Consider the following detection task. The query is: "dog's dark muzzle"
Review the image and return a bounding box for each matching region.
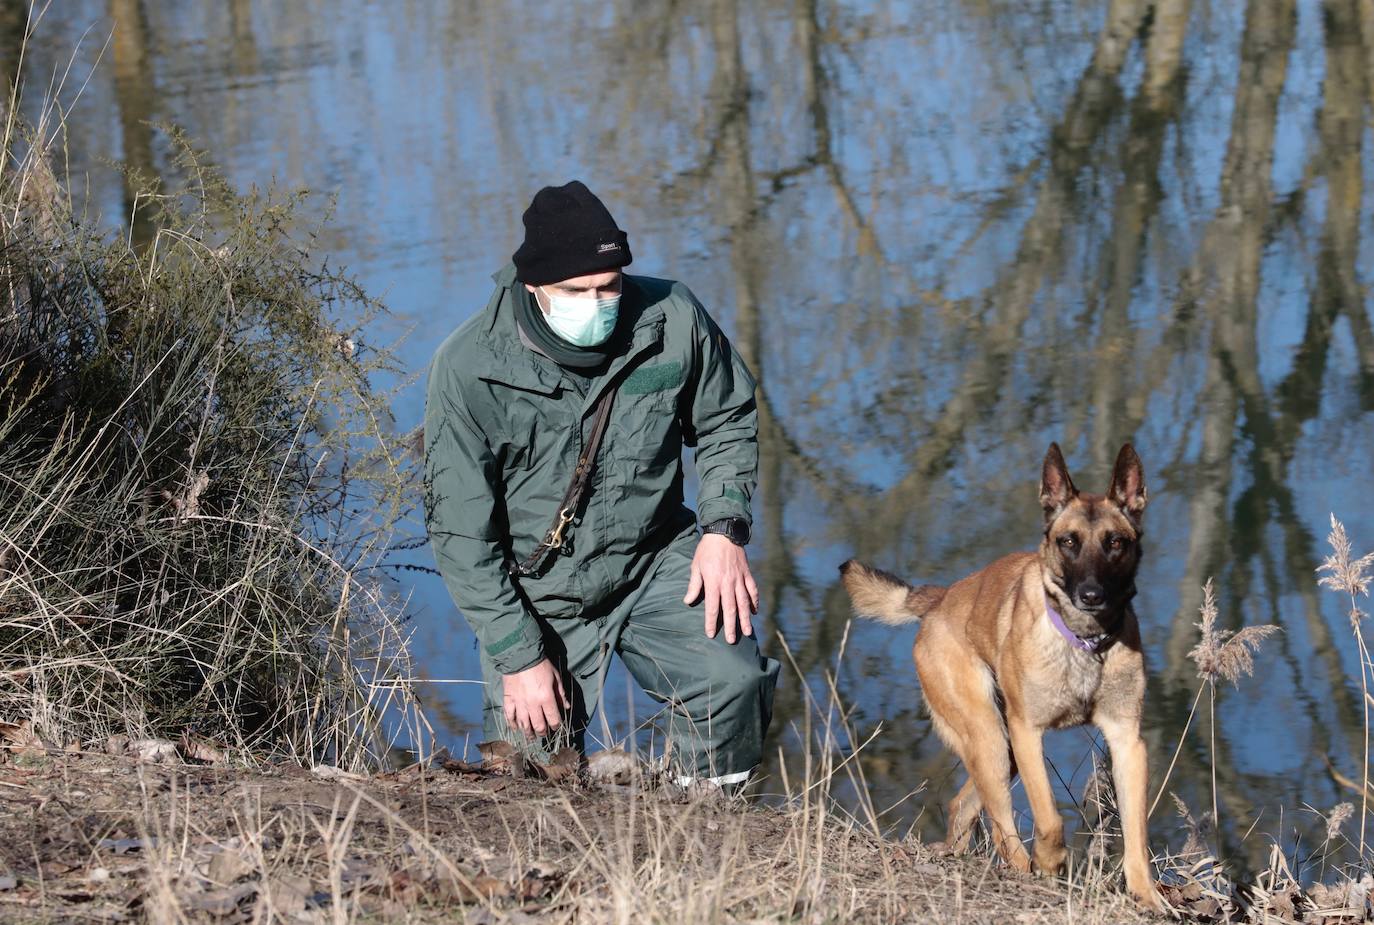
[1073,581,1105,612]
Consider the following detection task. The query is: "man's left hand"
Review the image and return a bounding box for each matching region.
[683,533,759,643]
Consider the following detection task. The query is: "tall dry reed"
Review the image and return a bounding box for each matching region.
[1319,514,1374,856]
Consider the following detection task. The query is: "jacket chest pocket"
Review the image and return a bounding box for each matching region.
[613,359,686,469]
[492,396,576,476]
[611,388,681,470]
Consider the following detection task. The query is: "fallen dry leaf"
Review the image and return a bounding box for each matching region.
[0,720,48,757]
[180,733,226,765]
[518,868,562,902]
[130,738,178,764]
[476,741,528,778]
[340,858,377,888]
[1306,879,1369,918]
[440,756,486,776]
[97,836,160,855]
[535,747,580,783]
[440,871,511,904]
[205,847,255,884]
[182,881,258,916]
[1191,896,1221,918]
[476,740,515,767]
[263,874,311,916]
[376,867,425,902]
[1158,878,1231,921]
[48,884,94,902]
[1272,886,1301,919]
[310,763,363,781]
[586,748,636,784]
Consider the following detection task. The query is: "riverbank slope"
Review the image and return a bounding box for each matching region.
[0,747,1223,924]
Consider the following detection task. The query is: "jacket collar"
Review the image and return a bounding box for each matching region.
[474,265,666,414]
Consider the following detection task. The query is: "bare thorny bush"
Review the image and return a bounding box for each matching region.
[0,105,424,768]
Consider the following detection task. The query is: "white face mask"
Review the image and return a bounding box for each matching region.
[540,287,620,347]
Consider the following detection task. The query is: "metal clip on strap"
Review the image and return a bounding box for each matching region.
[547,506,575,550]
[506,387,616,579]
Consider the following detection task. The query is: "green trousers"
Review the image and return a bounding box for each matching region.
[479,534,780,781]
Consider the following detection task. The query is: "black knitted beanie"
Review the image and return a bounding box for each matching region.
[511,181,633,285]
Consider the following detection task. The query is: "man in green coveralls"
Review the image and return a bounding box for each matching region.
[424,180,779,786]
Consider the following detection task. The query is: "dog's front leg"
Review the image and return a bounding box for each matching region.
[1097,712,1164,910]
[1007,716,1066,875]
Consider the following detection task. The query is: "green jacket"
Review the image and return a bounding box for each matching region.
[424,265,758,674]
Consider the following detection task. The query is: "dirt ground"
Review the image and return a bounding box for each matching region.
[0,746,1331,924]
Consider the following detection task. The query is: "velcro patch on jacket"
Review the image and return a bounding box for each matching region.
[486,627,527,656]
[622,361,684,395]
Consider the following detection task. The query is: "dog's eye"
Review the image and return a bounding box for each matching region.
[1107,535,1125,552]
[1057,535,1078,550]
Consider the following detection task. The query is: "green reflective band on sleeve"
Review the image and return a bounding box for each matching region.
[623,360,684,394]
[486,626,527,656]
[723,486,748,506]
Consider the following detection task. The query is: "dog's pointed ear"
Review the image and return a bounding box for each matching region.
[1107,443,1147,524]
[1039,442,1077,523]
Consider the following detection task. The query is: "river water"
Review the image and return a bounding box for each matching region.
[14,0,1374,874]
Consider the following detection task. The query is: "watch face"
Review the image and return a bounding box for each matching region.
[711,517,748,545]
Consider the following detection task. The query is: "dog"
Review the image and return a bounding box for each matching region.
[840,443,1163,910]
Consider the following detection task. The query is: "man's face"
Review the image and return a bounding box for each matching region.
[526,270,622,313]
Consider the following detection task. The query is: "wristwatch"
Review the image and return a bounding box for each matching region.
[703,516,751,547]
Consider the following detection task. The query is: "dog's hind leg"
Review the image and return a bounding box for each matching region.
[959,728,1029,871]
[926,710,986,855]
[920,654,1030,873]
[943,778,981,853]
[942,743,1021,854]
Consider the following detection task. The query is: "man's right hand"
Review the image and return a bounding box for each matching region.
[503,658,570,737]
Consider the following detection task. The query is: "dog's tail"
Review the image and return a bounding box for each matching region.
[839,559,947,625]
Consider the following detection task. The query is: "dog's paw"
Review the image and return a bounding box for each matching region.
[1132,882,1173,916]
[1032,843,1068,877]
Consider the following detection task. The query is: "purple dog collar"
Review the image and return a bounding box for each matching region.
[1044,590,1113,653]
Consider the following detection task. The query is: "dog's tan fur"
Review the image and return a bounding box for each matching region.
[841,443,1162,911]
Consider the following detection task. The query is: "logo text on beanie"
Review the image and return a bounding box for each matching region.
[597,242,621,254]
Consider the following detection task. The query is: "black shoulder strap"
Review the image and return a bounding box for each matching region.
[505,387,616,578]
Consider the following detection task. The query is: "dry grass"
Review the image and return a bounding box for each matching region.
[0,740,1172,924]
[0,39,425,768]
[4,657,1368,925]
[0,598,1173,924]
